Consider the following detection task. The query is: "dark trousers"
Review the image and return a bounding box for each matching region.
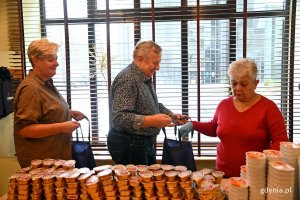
[107,128,157,165]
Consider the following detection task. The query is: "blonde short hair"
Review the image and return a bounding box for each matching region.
[133,40,162,61]
[227,58,258,81]
[27,38,59,67]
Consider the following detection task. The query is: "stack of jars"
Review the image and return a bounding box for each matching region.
[192,168,225,200]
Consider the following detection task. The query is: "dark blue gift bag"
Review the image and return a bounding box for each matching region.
[161,127,197,171]
[72,117,96,169]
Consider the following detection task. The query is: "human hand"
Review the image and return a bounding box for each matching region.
[179,122,193,138]
[151,113,174,128]
[70,110,86,121]
[62,121,80,133]
[170,113,190,125]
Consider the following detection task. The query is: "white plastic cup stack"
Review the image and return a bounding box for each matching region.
[246,151,267,200]
[263,149,283,163]
[240,165,247,180]
[267,161,294,200]
[280,142,300,167]
[228,177,249,200]
[280,142,300,200]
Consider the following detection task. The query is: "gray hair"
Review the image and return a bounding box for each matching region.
[227,58,258,81]
[27,38,59,67]
[133,40,162,61]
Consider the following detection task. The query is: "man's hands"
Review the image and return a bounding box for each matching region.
[169,113,190,125]
[142,113,191,129]
[143,114,174,128]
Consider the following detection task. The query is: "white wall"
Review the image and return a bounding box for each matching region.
[0,1,21,197]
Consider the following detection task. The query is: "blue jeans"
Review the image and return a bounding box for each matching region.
[107,128,157,165]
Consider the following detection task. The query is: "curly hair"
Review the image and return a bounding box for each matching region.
[228,58,258,81]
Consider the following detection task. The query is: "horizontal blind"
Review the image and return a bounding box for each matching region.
[8,0,299,159]
[294,1,300,142]
[5,0,24,94]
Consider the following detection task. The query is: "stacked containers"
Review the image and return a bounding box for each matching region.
[140,170,156,199]
[64,171,81,199]
[53,160,67,200]
[196,180,215,200]
[86,174,104,199]
[240,165,247,180]
[178,170,194,199]
[159,164,175,199]
[154,169,169,199]
[129,175,143,200]
[55,171,69,199]
[161,164,174,172]
[212,170,226,200]
[97,168,116,199]
[42,159,55,169]
[267,161,294,200]
[245,151,267,200]
[126,164,142,199]
[164,170,181,199]
[212,170,225,185]
[78,172,94,200]
[149,164,161,172]
[16,173,31,200]
[30,174,43,200]
[7,173,20,200]
[94,165,112,175]
[126,164,137,176]
[192,170,225,200]
[53,159,65,169]
[280,142,300,200]
[263,150,283,162]
[145,164,162,199]
[200,168,213,176]
[171,166,189,199]
[42,173,56,199]
[196,168,213,199]
[191,170,204,198]
[115,169,131,199]
[228,177,249,200]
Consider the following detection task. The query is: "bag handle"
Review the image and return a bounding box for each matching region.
[162,127,167,138]
[75,116,91,142]
[162,124,181,142]
[162,123,194,142]
[75,125,83,141]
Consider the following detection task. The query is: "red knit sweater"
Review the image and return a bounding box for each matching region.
[192,96,288,177]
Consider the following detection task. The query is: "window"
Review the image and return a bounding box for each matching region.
[6,0,299,158]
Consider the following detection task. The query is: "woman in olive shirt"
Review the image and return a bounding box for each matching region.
[14,38,85,168]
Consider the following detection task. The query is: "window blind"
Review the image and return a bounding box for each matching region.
[4,1,24,90]
[6,0,300,159]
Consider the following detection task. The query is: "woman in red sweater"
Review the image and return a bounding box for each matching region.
[180,58,289,177]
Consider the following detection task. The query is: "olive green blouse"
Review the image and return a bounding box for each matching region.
[14,70,71,168]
